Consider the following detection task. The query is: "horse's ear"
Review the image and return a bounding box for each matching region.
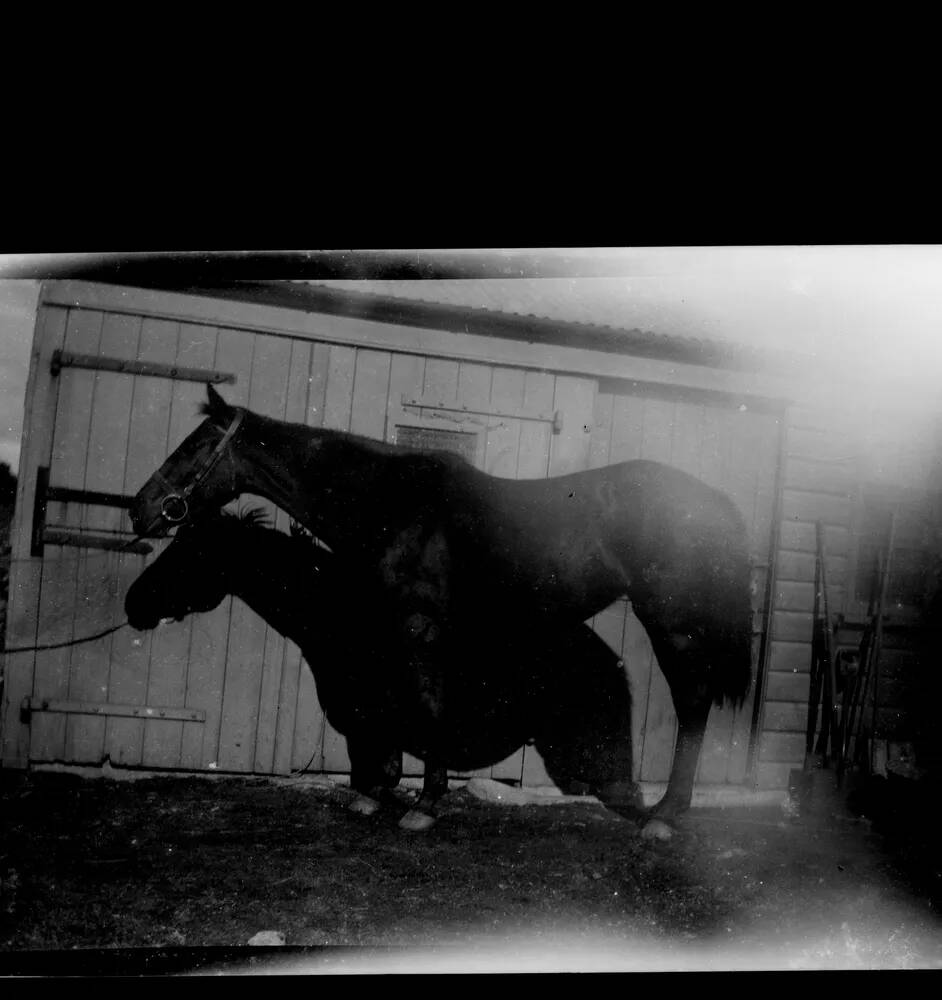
[203,383,234,428]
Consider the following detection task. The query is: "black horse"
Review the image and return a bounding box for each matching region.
[124,508,639,829]
[130,384,754,840]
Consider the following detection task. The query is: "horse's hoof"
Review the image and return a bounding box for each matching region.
[640,818,674,841]
[399,808,437,832]
[348,794,382,816]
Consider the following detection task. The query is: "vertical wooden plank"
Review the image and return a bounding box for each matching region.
[592,603,628,660]
[670,402,704,479]
[693,404,739,785]
[350,349,392,440]
[252,336,295,775]
[383,353,427,776]
[588,391,614,470]
[637,396,678,784]
[322,345,356,432]
[31,309,103,762]
[100,315,154,766]
[726,411,780,785]
[609,395,645,462]
[482,367,523,478]
[639,397,675,463]
[516,371,554,480]
[711,407,764,786]
[484,366,526,782]
[598,392,650,778]
[107,318,188,765]
[272,339,314,776]
[697,405,727,494]
[30,546,80,761]
[437,360,494,776]
[319,343,358,774]
[422,358,460,407]
[305,342,331,429]
[31,310,102,760]
[213,333,291,774]
[167,324,225,771]
[201,328,254,772]
[132,320,192,769]
[457,361,492,415]
[607,402,653,780]
[621,616,656,784]
[386,352,426,444]
[1,302,67,767]
[548,376,595,476]
[65,312,139,763]
[517,372,557,785]
[291,342,332,772]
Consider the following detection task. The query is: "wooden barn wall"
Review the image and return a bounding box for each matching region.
[24,282,926,795]
[1,295,605,787]
[587,386,781,789]
[757,400,942,789]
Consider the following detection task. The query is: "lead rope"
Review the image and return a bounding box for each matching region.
[5,412,245,655]
[3,620,129,654]
[3,523,152,654]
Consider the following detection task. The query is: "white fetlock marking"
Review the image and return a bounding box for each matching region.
[348,794,382,816]
[399,809,437,832]
[641,818,674,841]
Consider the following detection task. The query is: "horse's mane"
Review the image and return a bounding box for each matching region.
[236,505,272,529]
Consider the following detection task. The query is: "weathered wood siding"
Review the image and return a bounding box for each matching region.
[757,398,942,789]
[1,289,599,786]
[3,280,807,795]
[587,385,781,787]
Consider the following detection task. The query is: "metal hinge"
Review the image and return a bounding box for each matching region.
[31,467,152,557]
[21,697,205,724]
[51,350,236,385]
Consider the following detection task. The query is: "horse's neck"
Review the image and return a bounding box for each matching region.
[233,417,413,550]
[225,529,329,645]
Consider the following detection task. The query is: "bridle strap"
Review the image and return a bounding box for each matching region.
[178,409,245,503]
[140,409,245,537]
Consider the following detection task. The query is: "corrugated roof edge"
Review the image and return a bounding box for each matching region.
[82,277,807,377]
[289,280,806,376]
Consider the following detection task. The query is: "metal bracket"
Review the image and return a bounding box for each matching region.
[21,697,205,724]
[51,350,236,385]
[401,394,563,434]
[31,466,151,557]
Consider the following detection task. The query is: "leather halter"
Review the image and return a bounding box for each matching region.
[140,409,245,536]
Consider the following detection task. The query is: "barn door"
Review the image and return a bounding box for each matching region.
[589,384,781,790]
[16,308,241,768]
[12,305,317,775]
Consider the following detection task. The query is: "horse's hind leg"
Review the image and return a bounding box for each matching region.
[533,642,644,823]
[536,731,644,822]
[642,642,714,841]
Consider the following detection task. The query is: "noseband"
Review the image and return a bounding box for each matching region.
[140,410,245,537]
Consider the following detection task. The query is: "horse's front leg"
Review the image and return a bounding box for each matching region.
[395,609,449,832]
[399,759,449,832]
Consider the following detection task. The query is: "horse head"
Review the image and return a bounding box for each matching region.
[129,383,244,538]
[124,510,237,630]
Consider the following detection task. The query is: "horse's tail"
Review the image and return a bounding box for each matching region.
[712,625,754,709]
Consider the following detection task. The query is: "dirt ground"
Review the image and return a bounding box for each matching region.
[1,766,941,974]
